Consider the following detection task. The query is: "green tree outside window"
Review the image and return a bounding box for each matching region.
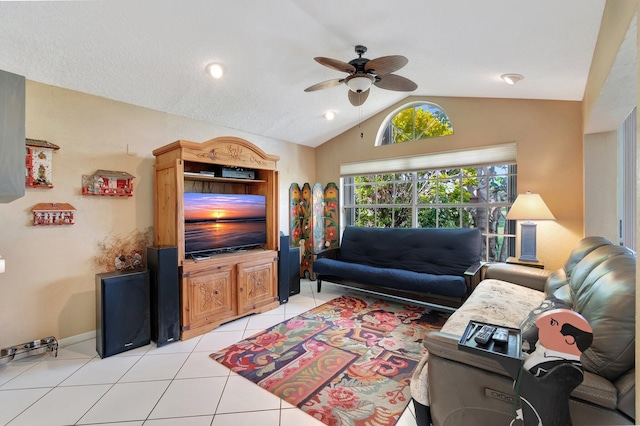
[378,102,453,145]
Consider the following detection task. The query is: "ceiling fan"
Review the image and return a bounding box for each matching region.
[304,45,418,106]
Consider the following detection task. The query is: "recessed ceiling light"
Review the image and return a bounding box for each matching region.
[323,110,336,121]
[206,63,225,79]
[501,74,524,85]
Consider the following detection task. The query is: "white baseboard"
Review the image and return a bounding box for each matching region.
[57,330,96,348]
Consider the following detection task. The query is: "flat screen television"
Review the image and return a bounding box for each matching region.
[183,192,267,256]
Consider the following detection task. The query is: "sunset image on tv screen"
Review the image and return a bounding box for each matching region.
[183,193,267,255]
[184,193,266,222]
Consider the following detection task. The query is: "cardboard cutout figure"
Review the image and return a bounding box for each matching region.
[523,308,593,377]
[516,309,593,426]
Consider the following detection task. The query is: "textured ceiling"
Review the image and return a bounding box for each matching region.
[0,0,622,147]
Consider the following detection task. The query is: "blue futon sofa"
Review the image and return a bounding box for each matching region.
[313,226,483,309]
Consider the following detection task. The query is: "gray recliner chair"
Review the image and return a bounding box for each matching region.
[411,237,636,425]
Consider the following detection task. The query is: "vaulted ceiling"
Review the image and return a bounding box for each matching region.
[0,0,632,147]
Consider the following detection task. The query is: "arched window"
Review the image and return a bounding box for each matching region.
[376,101,453,146]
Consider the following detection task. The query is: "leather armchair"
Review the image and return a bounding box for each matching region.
[411,237,636,425]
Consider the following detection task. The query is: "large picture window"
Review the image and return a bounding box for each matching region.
[342,164,517,262]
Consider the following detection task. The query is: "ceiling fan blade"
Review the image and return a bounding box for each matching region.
[348,89,369,106]
[304,78,344,92]
[314,57,356,73]
[374,74,418,91]
[365,55,408,76]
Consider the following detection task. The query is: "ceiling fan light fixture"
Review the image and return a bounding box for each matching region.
[346,75,374,93]
[206,63,225,79]
[307,46,416,107]
[501,73,524,85]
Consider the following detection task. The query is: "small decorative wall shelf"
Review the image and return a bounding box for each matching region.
[32,203,76,226]
[25,138,60,188]
[82,170,134,196]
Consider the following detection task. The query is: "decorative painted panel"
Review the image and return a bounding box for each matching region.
[299,183,313,279]
[312,182,325,254]
[289,183,303,249]
[288,181,340,279]
[324,182,340,249]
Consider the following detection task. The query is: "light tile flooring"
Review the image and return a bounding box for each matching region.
[0,280,419,426]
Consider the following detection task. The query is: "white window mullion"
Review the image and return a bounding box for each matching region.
[412,171,418,228]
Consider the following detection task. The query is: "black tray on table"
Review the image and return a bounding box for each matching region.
[457,320,523,379]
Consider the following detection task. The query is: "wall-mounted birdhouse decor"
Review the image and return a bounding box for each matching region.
[25,138,60,188]
[32,203,76,226]
[82,170,135,196]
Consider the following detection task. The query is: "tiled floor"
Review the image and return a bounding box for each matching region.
[0,280,419,426]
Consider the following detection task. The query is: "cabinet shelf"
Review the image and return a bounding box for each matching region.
[183,172,266,184]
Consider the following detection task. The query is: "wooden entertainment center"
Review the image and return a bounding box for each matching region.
[153,136,280,340]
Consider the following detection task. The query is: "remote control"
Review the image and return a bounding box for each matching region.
[474,325,496,345]
[492,328,509,345]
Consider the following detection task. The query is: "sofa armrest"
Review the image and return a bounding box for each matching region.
[464,261,484,294]
[315,247,340,260]
[423,331,514,378]
[484,263,551,292]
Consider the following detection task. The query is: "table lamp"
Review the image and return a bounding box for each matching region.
[506,192,555,262]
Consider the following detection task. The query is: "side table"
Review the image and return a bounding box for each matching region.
[506,257,544,269]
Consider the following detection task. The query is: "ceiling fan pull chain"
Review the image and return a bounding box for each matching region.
[359,102,364,139]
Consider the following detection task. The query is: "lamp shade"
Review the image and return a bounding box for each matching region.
[0,258,4,274]
[346,75,374,93]
[506,192,555,221]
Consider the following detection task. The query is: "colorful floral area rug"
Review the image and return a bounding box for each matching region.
[211,294,449,426]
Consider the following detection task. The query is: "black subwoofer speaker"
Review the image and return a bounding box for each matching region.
[147,246,180,347]
[95,269,150,358]
[278,235,301,303]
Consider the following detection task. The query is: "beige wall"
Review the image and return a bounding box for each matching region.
[0,81,315,347]
[584,131,619,243]
[316,96,584,271]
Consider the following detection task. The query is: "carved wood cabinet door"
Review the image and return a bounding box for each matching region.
[237,256,277,314]
[183,264,236,331]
